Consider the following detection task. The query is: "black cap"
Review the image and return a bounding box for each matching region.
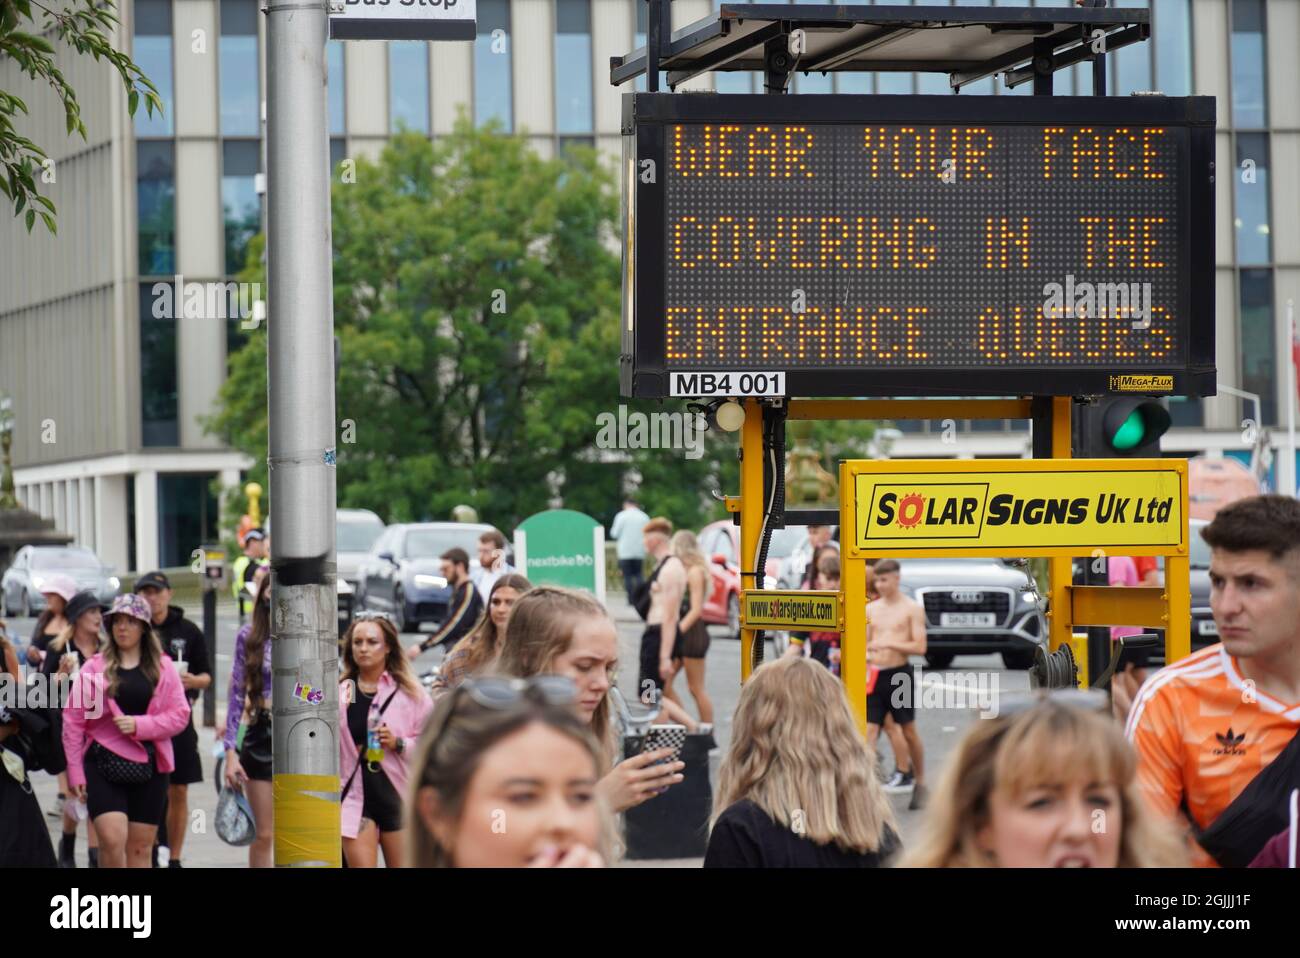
[65,590,108,624]
[134,570,171,592]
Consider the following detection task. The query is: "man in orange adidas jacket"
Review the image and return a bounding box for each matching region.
[1125,495,1300,867]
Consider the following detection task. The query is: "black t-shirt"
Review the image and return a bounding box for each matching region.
[40,637,94,677]
[347,688,375,749]
[153,606,210,703]
[704,799,901,868]
[114,666,154,716]
[31,630,59,653]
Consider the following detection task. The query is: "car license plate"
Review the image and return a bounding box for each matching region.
[1197,619,1219,636]
[940,612,996,628]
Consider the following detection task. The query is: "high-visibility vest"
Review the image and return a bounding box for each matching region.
[232,555,251,601]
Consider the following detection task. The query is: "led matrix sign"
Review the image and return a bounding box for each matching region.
[620,95,1216,399]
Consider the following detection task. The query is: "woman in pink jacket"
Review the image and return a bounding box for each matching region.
[63,593,191,868]
[340,613,433,867]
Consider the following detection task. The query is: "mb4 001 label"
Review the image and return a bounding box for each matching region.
[669,371,785,398]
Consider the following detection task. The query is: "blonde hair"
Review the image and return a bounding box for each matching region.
[714,657,897,855]
[901,698,1187,868]
[48,617,102,657]
[670,530,707,574]
[405,690,614,867]
[494,586,617,770]
[340,615,423,698]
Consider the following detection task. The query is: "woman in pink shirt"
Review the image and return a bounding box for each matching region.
[339,614,433,867]
[63,593,190,868]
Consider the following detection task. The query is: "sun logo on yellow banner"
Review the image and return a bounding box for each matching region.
[896,493,926,528]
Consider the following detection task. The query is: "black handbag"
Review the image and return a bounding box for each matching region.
[1193,727,1300,868]
[90,740,156,786]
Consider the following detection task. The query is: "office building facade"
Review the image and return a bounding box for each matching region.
[1,0,1298,574]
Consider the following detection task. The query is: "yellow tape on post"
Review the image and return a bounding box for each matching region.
[273,773,341,867]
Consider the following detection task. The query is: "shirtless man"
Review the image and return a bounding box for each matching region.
[641,517,686,706]
[865,559,929,810]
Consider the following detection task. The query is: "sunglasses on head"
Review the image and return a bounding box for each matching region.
[353,611,394,624]
[422,675,580,765]
[993,688,1110,720]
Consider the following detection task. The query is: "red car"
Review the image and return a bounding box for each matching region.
[696,520,808,639]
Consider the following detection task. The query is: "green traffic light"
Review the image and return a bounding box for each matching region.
[1111,410,1147,450]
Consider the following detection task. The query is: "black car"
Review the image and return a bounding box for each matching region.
[354,522,503,633]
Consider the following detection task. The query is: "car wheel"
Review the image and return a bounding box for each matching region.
[925,652,954,670]
[1002,649,1037,671]
[1,587,12,617]
[392,587,409,633]
[20,590,31,619]
[727,594,741,639]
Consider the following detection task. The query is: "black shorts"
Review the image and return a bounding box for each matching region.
[866,664,916,727]
[240,714,273,782]
[673,621,710,660]
[169,718,202,786]
[639,626,665,702]
[361,766,405,834]
[84,752,170,825]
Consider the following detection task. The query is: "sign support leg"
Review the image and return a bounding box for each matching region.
[739,399,765,681]
[840,467,868,737]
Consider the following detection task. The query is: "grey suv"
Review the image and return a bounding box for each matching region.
[898,558,1046,670]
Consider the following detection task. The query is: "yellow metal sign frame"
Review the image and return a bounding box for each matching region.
[730,397,1194,737]
[742,589,842,631]
[843,458,1189,559]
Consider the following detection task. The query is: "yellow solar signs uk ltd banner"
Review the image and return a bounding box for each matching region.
[742,590,842,631]
[843,459,1188,558]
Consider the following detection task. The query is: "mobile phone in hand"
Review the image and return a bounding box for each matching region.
[639,724,687,767]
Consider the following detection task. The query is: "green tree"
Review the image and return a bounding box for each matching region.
[1,0,161,232]
[208,122,734,535]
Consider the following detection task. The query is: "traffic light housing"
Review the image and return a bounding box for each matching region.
[1072,398,1172,458]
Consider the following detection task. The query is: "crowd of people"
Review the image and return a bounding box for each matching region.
[2,494,1298,869]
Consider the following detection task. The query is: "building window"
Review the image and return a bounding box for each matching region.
[475,0,512,130]
[140,283,179,447]
[137,141,176,276]
[1234,133,1271,265]
[1230,0,1267,129]
[1168,397,1203,428]
[390,42,430,134]
[329,136,347,178]
[222,140,260,274]
[328,40,346,136]
[1239,269,1275,426]
[710,0,754,93]
[158,474,219,568]
[836,73,872,95]
[134,0,174,137]
[1111,0,1152,94]
[555,0,593,134]
[220,0,259,136]
[1153,0,1192,96]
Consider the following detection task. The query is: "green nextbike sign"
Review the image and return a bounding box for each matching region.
[514,509,606,602]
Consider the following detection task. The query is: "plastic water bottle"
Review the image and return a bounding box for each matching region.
[365,705,384,765]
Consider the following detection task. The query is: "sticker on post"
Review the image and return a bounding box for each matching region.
[669,371,785,398]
